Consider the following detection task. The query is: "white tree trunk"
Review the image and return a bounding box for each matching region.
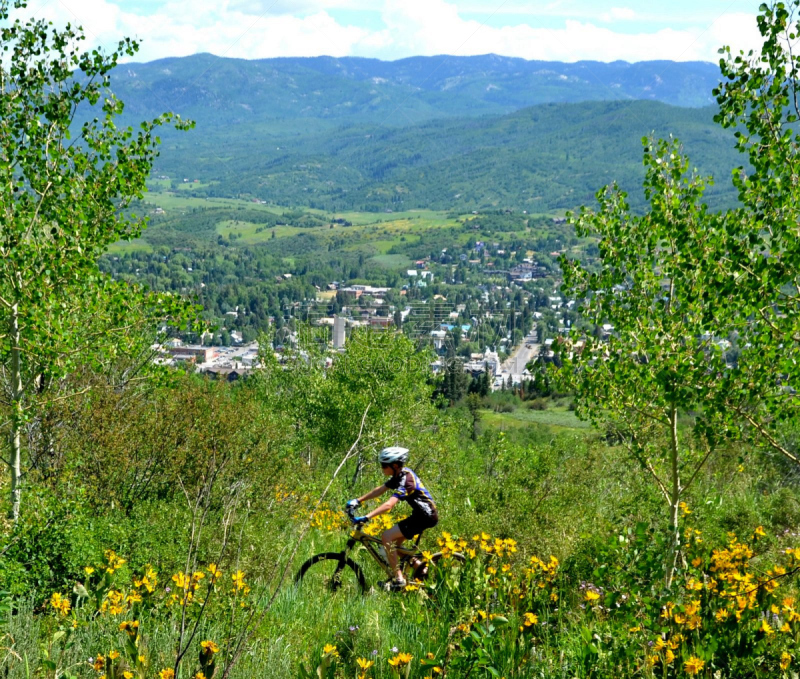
[9,303,23,521]
[666,405,681,589]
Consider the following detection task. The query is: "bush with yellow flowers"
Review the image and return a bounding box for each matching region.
[406,531,562,676]
[40,549,254,679]
[571,520,800,678]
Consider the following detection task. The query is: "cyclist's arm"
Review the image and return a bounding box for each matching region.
[357,484,388,504]
[363,495,399,520]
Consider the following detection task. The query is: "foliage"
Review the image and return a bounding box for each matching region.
[0,0,194,518]
[701,0,800,470]
[255,328,439,469]
[559,138,740,586]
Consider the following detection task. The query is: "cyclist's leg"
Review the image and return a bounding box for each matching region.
[381,524,406,580]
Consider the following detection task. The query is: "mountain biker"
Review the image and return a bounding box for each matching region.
[347,446,438,591]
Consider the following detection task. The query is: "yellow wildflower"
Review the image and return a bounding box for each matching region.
[323,644,338,658]
[684,600,701,617]
[584,590,600,604]
[123,673,133,679]
[665,649,675,665]
[231,570,247,591]
[118,620,139,636]
[84,567,95,576]
[760,619,774,635]
[159,670,175,679]
[49,592,71,617]
[684,657,705,676]
[781,652,792,671]
[523,612,538,627]
[108,651,119,660]
[753,526,766,539]
[201,640,220,654]
[387,652,413,667]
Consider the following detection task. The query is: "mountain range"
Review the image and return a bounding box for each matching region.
[116,53,722,130]
[106,54,743,213]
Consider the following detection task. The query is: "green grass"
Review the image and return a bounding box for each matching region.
[143,190,284,214]
[106,238,153,254]
[217,220,305,243]
[481,406,591,432]
[369,254,412,269]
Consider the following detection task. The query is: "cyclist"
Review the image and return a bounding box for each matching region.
[347,446,438,591]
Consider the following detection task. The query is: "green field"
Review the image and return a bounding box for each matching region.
[369,253,412,269]
[106,238,153,254]
[217,220,305,243]
[481,406,591,433]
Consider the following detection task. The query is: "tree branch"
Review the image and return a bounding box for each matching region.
[737,408,800,467]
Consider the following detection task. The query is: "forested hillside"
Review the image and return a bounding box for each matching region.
[155,100,742,212]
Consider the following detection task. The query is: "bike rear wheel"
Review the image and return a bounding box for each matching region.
[295,552,367,595]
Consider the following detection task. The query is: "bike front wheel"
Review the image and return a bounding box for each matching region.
[295,552,367,595]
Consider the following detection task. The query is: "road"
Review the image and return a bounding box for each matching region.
[497,332,539,386]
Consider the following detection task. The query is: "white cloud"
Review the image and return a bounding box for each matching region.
[600,7,636,23]
[10,0,763,64]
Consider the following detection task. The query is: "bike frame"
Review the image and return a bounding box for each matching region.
[343,525,423,579]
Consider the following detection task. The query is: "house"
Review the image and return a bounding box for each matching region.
[205,366,251,382]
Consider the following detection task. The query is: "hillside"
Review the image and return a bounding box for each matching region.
[153,100,743,212]
[114,53,721,133]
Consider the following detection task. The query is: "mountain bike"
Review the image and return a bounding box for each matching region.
[295,506,464,594]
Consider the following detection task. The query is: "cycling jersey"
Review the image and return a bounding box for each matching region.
[385,467,438,520]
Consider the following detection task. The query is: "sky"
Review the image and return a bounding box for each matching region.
[15,0,765,64]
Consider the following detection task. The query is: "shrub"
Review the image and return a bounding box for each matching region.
[528,398,548,411]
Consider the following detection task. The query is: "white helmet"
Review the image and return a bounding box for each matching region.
[378,446,409,466]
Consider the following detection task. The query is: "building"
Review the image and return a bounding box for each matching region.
[333,316,346,349]
[204,366,251,382]
[431,330,447,351]
[167,345,216,362]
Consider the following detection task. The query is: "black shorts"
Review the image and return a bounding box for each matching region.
[397,511,439,540]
